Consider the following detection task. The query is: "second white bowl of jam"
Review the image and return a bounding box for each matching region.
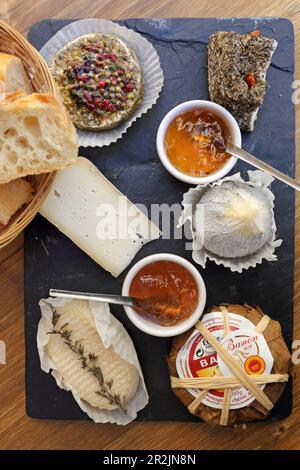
[156,100,242,185]
[122,253,207,337]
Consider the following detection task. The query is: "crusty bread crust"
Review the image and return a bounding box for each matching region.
[0,53,33,94]
[0,92,78,184]
[0,178,33,225]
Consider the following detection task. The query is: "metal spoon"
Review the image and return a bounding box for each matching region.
[227,142,300,192]
[50,288,136,307]
[49,289,182,318]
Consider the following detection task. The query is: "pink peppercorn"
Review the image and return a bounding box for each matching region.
[78,75,89,82]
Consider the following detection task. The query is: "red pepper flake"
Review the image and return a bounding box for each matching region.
[126,83,133,92]
[107,103,116,112]
[83,44,100,52]
[107,53,117,62]
[245,73,256,88]
[96,53,117,62]
[250,30,261,37]
[83,91,92,102]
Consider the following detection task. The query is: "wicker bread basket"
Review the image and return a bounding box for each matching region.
[0,20,58,248]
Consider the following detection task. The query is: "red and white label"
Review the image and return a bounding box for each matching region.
[176,311,273,410]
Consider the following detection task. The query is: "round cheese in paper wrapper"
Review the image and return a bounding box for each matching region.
[168,304,291,426]
[178,171,283,273]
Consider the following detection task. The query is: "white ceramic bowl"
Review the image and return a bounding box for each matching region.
[122,253,207,337]
[156,100,242,185]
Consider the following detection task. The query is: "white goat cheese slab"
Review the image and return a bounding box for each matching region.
[39,157,161,277]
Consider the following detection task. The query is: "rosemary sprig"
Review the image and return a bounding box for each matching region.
[46,303,127,414]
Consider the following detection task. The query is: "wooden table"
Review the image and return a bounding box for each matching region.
[0,0,299,451]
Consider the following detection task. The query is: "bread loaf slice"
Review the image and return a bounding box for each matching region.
[0,53,33,94]
[0,92,78,184]
[47,300,140,411]
[0,178,33,225]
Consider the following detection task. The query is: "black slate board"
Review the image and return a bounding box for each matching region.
[24,18,295,422]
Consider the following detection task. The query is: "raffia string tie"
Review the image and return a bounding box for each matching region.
[171,306,289,425]
[255,315,270,333]
[188,390,208,414]
[219,306,231,426]
[171,309,287,423]
[171,374,289,389]
[195,320,274,410]
[186,306,232,423]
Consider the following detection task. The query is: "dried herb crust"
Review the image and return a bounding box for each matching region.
[208,32,277,131]
[50,33,143,131]
[168,304,291,426]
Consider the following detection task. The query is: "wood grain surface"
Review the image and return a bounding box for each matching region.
[0,0,299,451]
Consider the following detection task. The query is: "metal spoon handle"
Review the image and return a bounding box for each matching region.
[227,142,300,192]
[49,289,135,307]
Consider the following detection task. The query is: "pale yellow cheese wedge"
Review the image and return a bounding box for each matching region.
[39,157,161,277]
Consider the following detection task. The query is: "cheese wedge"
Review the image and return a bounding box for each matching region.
[39,157,161,277]
[47,300,140,410]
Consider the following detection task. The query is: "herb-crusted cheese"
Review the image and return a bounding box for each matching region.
[208,31,277,131]
[50,33,143,130]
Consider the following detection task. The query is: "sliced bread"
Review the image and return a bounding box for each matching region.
[0,92,78,184]
[0,53,33,95]
[0,177,34,225]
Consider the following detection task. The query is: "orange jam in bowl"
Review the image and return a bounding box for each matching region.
[164,109,231,177]
[129,260,199,327]
[122,253,207,337]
